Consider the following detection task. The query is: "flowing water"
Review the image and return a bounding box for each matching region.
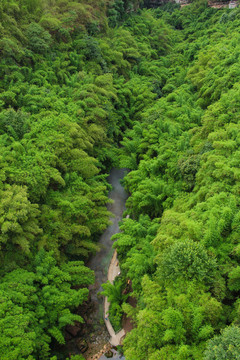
[86,168,128,359]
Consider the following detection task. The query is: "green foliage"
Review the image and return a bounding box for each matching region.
[0,109,30,139]
[26,23,51,54]
[102,279,128,304]
[108,0,125,27]
[0,250,94,359]
[123,277,223,360]
[2,1,240,359]
[101,278,128,331]
[228,266,240,292]
[0,184,41,268]
[66,356,85,360]
[113,215,158,292]
[204,326,240,360]
[157,240,217,285]
[109,4,240,360]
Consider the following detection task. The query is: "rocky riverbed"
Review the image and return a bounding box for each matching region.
[66,169,128,360]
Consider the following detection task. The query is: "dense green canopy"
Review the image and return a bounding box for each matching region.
[2,0,240,359]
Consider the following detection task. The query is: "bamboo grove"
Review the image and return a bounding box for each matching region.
[1,0,240,359]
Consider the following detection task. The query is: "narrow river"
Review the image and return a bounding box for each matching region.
[85,168,128,359]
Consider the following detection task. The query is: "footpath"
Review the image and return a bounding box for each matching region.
[104,249,125,346]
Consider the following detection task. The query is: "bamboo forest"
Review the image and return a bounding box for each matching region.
[2,0,240,359]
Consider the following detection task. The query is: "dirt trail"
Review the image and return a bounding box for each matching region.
[104,250,125,346]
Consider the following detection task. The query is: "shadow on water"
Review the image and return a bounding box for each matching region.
[85,168,128,359]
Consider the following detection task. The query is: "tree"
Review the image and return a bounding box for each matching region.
[101,279,128,331]
[0,289,37,360]
[228,266,240,292]
[0,109,30,140]
[0,250,94,359]
[157,240,216,285]
[0,184,42,269]
[26,23,51,54]
[204,326,240,360]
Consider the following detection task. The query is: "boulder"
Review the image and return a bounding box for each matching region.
[104,350,113,358]
[65,324,81,337]
[64,331,73,341]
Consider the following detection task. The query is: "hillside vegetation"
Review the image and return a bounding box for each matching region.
[1,0,240,359]
[114,3,240,360]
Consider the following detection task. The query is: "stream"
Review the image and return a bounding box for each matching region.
[85,168,128,360]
